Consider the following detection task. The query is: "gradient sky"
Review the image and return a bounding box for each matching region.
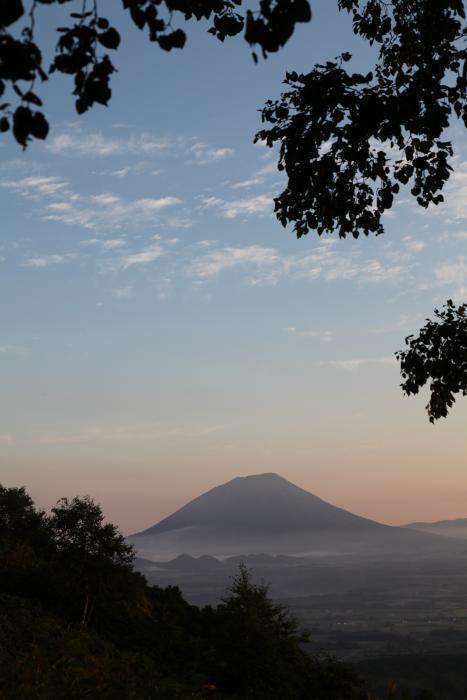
[1,1,466,533]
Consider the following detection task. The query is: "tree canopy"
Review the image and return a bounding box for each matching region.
[1,1,466,420]
[0,484,371,698]
[0,0,312,147]
[258,1,465,239]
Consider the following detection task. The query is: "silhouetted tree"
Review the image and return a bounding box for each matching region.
[1,1,466,419]
[49,495,134,566]
[49,495,134,625]
[258,2,465,240]
[0,0,312,148]
[211,563,363,698]
[255,1,466,421]
[0,484,50,567]
[397,300,467,422]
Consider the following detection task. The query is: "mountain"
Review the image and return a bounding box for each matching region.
[405,517,467,540]
[136,473,383,536]
[128,473,463,560]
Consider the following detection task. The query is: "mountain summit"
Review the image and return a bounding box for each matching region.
[129,473,458,559]
[135,473,382,537]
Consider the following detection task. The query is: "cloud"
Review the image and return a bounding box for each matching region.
[222,194,272,219]
[114,245,164,270]
[442,162,467,219]
[283,242,408,285]
[286,328,334,343]
[200,193,272,219]
[231,176,263,190]
[440,230,467,242]
[0,344,26,355]
[231,161,278,190]
[103,239,126,250]
[3,165,182,232]
[5,167,274,240]
[402,235,425,253]
[201,196,224,209]
[111,168,130,178]
[433,256,467,298]
[191,245,279,278]
[47,131,170,157]
[44,193,182,231]
[324,356,397,372]
[189,237,413,288]
[81,238,127,250]
[382,236,426,265]
[190,142,234,165]
[417,160,467,221]
[21,254,74,268]
[112,285,133,298]
[284,316,417,344]
[0,175,68,198]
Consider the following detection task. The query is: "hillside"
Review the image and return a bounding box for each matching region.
[406,518,467,540]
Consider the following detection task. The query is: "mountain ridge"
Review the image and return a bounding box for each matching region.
[407,517,467,528]
[405,517,467,541]
[132,472,385,537]
[128,473,463,559]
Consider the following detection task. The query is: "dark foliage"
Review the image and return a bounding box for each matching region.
[355,652,467,699]
[257,1,466,239]
[0,484,367,699]
[0,0,312,148]
[210,564,363,699]
[396,300,467,422]
[254,2,466,420]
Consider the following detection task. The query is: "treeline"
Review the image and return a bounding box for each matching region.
[0,486,431,699]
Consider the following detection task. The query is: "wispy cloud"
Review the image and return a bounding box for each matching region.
[21,253,75,268]
[433,256,467,298]
[285,327,334,343]
[191,245,279,278]
[441,162,467,219]
[41,187,182,231]
[113,245,164,271]
[417,159,467,221]
[112,285,133,298]
[102,239,127,250]
[190,142,234,165]
[324,356,397,371]
[200,193,272,219]
[47,131,170,157]
[284,316,416,343]
[231,161,278,190]
[190,238,413,288]
[0,344,27,355]
[0,175,68,198]
[111,167,130,178]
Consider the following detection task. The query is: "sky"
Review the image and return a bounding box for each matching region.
[1,1,466,533]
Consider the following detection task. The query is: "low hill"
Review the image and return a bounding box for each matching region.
[405,517,467,540]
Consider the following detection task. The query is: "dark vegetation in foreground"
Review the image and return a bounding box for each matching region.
[0,485,441,699]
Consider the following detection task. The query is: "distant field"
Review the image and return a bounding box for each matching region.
[353,653,467,700]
